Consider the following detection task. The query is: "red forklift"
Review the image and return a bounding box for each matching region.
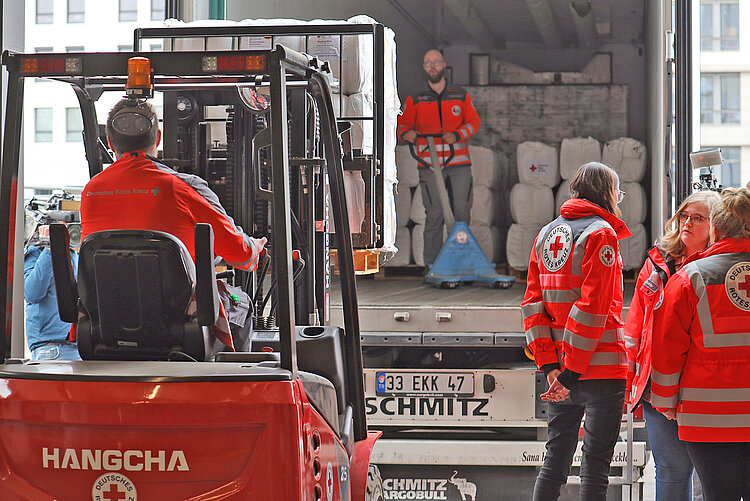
[0,44,383,500]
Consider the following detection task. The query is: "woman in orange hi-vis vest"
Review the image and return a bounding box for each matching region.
[651,187,750,501]
[522,162,630,501]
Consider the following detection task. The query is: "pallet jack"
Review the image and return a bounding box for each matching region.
[409,134,515,289]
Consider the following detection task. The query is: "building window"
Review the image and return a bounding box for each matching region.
[67,0,84,23]
[118,45,133,52]
[36,0,53,24]
[66,108,83,142]
[718,146,742,187]
[701,1,739,51]
[700,73,740,124]
[119,0,137,22]
[35,108,53,142]
[151,0,166,21]
[66,46,84,53]
[150,43,163,52]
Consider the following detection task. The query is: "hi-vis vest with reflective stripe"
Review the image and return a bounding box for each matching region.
[523,214,628,380]
[651,247,750,442]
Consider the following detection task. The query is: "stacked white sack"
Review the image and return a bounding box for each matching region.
[517,142,560,187]
[560,137,601,180]
[395,144,420,188]
[507,224,544,271]
[510,183,555,225]
[342,171,366,233]
[410,188,426,225]
[394,185,412,228]
[383,226,411,267]
[620,223,648,271]
[471,186,503,226]
[345,92,373,154]
[411,224,425,266]
[469,145,507,189]
[555,179,572,214]
[602,137,647,182]
[619,182,647,226]
[470,224,503,263]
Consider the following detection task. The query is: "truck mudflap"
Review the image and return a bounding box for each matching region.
[0,376,322,500]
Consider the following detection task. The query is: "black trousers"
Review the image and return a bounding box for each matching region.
[533,378,626,501]
[686,441,750,501]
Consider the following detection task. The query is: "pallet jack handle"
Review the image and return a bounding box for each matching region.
[407,134,456,229]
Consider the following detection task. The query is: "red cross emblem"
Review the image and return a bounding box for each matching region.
[529,164,538,172]
[103,484,127,501]
[603,248,614,262]
[599,245,616,267]
[549,236,564,258]
[739,274,750,294]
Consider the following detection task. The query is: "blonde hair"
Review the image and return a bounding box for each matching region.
[658,190,721,258]
[711,187,750,240]
[569,162,622,218]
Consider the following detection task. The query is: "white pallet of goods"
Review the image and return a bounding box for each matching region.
[345,92,373,154]
[471,186,502,226]
[560,136,601,180]
[382,180,397,251]
[343,171,366,233]
[619,182,647,225]
[383,226,412,266]
[395,144,420,188]
[410,187,426,225]
[555,179,572,214]
[510,183,555,225]
[470,224,502,263]
[602,137,647,182]
[469,145,507,189]
[507,223,544,271]
[411,224,425,266]
[517,141,560,187]
[394,185,412,228]
[620,223,648,271]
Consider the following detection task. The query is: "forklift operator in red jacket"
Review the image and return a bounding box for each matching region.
[397,49,481,266]
[81,98,266,270]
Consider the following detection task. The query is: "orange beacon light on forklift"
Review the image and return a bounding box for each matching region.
[125,56,153,98]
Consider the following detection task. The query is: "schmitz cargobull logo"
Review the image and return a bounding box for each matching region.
[541,224,572,272]
[383,469,479,500]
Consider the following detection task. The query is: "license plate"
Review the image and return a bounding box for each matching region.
[376,372,474,396]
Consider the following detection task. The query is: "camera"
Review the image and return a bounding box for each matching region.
[24,193,82,252]
[690,148,723,192]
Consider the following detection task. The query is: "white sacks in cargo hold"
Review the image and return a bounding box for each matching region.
[560,137,601,180]
[507,223,543,271]
[620,223,648,271]
[384,226,411,267]
[555,179,572,214]
[470,224,503,263]
[471,186,503,226]
[395,144,420,188]
[510,183,554,225]
[469,145,508,189]
[619,182,647,226]
[602,137,647,182]
[394,184,412,228]
[517,142,560,187]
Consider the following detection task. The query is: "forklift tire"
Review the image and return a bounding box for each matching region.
[366,464,385,501]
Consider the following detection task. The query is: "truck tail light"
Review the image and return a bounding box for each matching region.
[202,55,266,73]
[20,56,82,75]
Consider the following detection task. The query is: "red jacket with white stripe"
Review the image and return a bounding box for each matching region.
[522,199,631,384]
[81,151,261,271]
[624,246,673,407]
[651,237,750,442]
[396,85,480,168]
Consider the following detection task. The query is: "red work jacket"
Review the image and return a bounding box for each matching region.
[624,247,674,407]
[396,85,480,168]
[651,237,750,442]
[81,152,260,270]
[522,199,631,381]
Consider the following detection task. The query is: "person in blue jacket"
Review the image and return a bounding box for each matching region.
[24,245,80,360]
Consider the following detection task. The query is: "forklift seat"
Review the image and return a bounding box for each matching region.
[50,224,218,361]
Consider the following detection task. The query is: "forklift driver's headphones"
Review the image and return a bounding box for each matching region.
[110,99,157,137]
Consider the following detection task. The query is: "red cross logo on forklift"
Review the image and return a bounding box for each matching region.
[103,484,126,501]
[726,262,750,311]
[541,224,572,272]
[91,472,137,501]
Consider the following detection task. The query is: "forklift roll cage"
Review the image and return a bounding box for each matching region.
[0,46,368,442]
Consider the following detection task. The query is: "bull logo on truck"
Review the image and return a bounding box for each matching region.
[449,471,477,501]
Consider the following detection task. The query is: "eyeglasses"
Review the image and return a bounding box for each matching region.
[423,60,445,68]
[677,212,708,225]
[617,190,626,203]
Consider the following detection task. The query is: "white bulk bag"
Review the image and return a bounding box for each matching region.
[555,179,572,215]
[619,182,647,226]
[410,187,427,225]
[383,226,411,266]
[381,180,397,251]
[510,183,555,225]
[560,137,601,180]
[517,142,560,187]
[602,137,647,182]
[343,171,366,233]
[394,184,412,227]
[471,186,502,226]
[620,223,648,271]
[411,223,425,266]
[345,92,374,154]
[469,145,506,189]
[507,223,544,271]
[395,144,420,188]
[470,224,502,263]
